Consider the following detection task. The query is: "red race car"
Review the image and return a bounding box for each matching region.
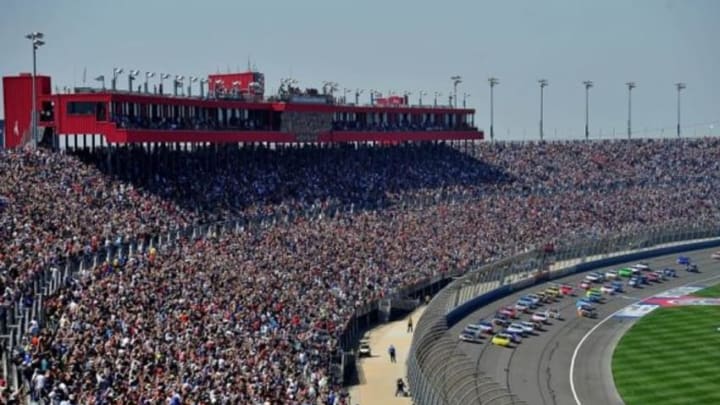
[497,306,518,319]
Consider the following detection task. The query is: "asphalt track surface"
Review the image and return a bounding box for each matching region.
[450,246,720,405]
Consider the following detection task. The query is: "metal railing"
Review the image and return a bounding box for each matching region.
[406,221,720,405]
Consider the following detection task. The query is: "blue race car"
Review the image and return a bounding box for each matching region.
[677,256,690,266]
[628,276,641,288]
[611,280,624,293]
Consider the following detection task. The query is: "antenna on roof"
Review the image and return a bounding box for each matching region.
[247,55,251,71]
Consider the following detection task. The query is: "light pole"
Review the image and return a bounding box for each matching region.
[403,91,412,106]
[343,88,352,104]
[26,32,44,147]
[451,75,462,108]
[188,76,198,97]
[462,92,470,108]
[675,82,686,137]
[434,92,442,107]
[200,78,208,98]
[144,72,155,93]
[488,77,499,142]
[626,82,636,139]
[539,79,548,141]
[111,67,123,91]
[418,91,427,106]
[355,89,364,105]
[159,73,170,95]
[128,70,140,92]
[583,80,593,140]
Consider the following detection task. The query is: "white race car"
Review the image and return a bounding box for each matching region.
[712,251,720,260]
[531,311,549,324]
[506,324,526,336]
[510,322,534,335]
[520,321,539,332]
[459,330,484,343]
[585,272,604,283]
[605,270,618,280]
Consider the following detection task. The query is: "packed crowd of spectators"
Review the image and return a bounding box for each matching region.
[2,138,720,403]
[113,115,268,132]
[331,120,474,132]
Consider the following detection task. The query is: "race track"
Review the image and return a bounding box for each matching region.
[450,246,720,405]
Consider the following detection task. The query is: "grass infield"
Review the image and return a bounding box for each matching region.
[612,284,720,405]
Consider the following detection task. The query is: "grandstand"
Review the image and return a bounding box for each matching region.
[2,135,720,403]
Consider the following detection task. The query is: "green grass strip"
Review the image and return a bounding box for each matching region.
[613,306,720,405]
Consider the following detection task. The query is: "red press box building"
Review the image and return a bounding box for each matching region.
[2,69,481,149]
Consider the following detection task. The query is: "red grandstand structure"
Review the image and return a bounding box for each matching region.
[2,70,482,149]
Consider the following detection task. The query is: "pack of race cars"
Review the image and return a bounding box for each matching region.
[459,256,697,348]
[459,284,570,347]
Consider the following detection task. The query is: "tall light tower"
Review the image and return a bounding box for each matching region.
[626,82,636,139]
[159,73,170,95]
[451,75,462,108]
[355,89,364,105]
[433,92,442,107]
[111,67,124,91]
[583,80,594,140]
[144,72,155,93]
[463,92,470,108]
[25,32,45,147]
[675,82,686,137]
[418,90,427,106]
[128,70,140,92]
[488,77,499,142]
[199,78,208,98]
[188,76,198,97]
[538,79,548,141]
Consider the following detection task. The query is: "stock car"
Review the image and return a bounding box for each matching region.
[686,264,699,273]
[677,256,691,266]
[577,304,597,318]
[515,301,531,313]
[662,268,677,278]
[545,287,561,298]
[577,298,594,308]
[632,263,651,272]
[628,276,641,288]
[646,272,660,283]
[585,291,604,303]
[506,323,526,337]
[585,272,604,283]
[520,321,540,332]
[524,294,543,306]
[459,329,484,343]
[653,270,667,281]
[492,317,510,328]
[600,284,615,294]
[518,297,537,309]
[498,306,518,319]
[510,322,535,335]
[474,321,495,334]
[605,270,619,280]
[712,251,720,260]
[532,311,549,324]
[579,280,592,290]
[618,267,635,278]
[491,333,512,347]
[547,308,563,320]
[611,280,624,293]
[503,331,523,344]
[559,284,575,296]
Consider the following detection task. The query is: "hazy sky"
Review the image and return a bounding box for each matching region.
[1,0,718,140]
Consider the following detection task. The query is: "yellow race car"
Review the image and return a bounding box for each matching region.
[545,287,561,298]
[491,333,512,347]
